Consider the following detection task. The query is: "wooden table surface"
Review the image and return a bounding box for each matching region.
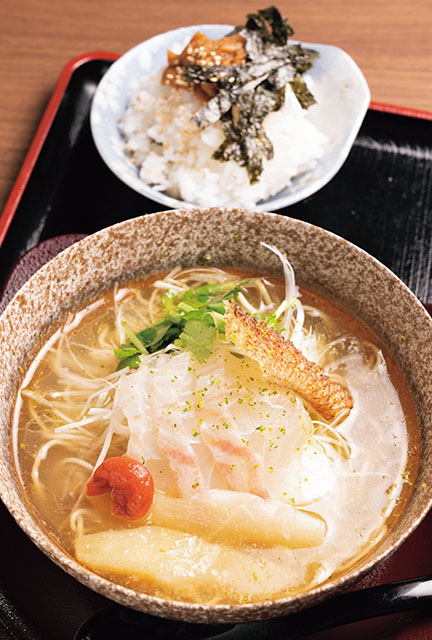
[0,0,431,216]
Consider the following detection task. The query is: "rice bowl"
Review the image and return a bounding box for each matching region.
[91,22,370,210]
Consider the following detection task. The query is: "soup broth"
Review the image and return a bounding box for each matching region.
[13,262,418,605]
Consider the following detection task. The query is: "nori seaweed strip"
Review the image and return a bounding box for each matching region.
[178,6,318,182]
[182,65,236,85]
[245,6,293,46]
[188,59,287,128]
[268,63,295,89]
[288,44,319,74]
[214,84,285,184]
[192,89,233,127]
[289,77,316,109]
[259,6,294,44]
[223,60,282,93]
[184,59,285,94]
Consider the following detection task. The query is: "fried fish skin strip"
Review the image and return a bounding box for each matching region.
[225,301,353,422]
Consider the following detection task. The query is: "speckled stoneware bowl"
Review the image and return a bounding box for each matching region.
[1,208,432,623]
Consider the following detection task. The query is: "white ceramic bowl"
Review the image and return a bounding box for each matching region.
[91,25,371,211]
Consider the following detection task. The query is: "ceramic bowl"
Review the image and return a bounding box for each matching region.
[90,25,370,211]
[1,208,431,623]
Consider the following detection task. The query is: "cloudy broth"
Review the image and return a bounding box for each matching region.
[13,267,418,604]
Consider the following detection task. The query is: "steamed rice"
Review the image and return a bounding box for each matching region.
[120,70,328,207]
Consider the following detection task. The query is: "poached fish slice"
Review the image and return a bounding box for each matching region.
[119,346,326,502]
[200,417,269,498]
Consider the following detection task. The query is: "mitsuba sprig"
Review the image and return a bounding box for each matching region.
[114,280,248,369]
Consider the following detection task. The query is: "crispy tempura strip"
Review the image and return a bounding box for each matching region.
[225,302,353,422]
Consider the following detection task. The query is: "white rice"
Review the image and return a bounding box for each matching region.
[120,70,328,207]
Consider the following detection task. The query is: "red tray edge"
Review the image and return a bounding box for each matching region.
[1,51,431,251]
[0,51,120,248]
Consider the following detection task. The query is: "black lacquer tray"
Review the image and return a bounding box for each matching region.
[1,54,432,640]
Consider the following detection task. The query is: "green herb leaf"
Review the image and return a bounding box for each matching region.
[113,279,248,368]
[116,353,141,371]
[223,279,251,300]
[136,320,171,349]
[207,301,226,315]
[264,311,279,328]
[195,283,230,296]
[122,323,149,355]
[175,319,217,363]
[161,289,179,312]
[182,309,215,324]
[114,343,140,360]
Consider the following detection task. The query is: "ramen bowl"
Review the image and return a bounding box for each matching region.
[0,208,431,623]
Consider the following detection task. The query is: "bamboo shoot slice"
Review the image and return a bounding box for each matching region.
[150,489,325,547]
[75,525,320,602]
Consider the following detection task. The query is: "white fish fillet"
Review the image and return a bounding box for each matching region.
[200,418,269,498]
[117,346,326,504]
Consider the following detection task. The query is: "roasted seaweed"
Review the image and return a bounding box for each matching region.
[178,6,318,183]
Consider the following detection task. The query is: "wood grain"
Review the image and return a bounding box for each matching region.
[0,0,431,215]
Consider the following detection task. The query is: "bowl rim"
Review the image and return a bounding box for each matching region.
[1,207,431,623]
[90,24,371,211]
